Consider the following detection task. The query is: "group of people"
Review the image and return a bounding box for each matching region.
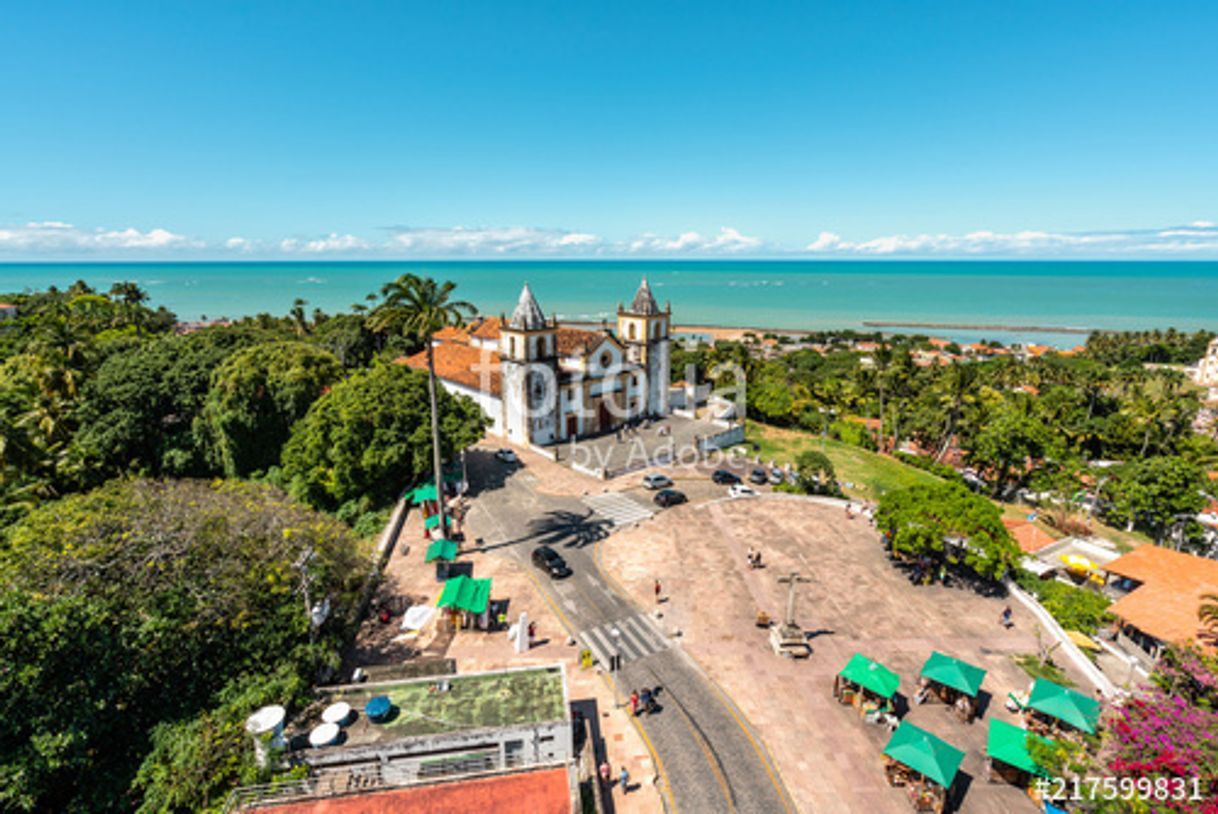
[629,687,658,716]
[599,761,631,795]
[745,545,764,569]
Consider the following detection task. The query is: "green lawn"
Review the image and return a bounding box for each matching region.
[743,420,942,502]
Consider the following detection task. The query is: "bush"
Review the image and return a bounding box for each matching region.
[893,451,964,484]
[1014,570,1112,635]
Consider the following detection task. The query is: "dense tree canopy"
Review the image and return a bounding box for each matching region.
[1101,457,1210,546]
[875,481,1020,580]
[281,362,488,511]
[71,327,280,481]
[0,478,368,812]
[201,341,343,477]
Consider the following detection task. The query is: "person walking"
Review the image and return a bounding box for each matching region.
[619,766,630,794]
[527,620,537,647]
[999,606,1013,628]
[654,578,662,604]
[598,761,611,786]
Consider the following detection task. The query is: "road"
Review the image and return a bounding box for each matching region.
[464,449,795,814]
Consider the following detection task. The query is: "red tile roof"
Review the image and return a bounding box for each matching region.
[251,767,571,814]
[1104,546,1218,646]
[397,344,501,396]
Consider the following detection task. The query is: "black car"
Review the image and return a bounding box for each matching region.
[749,468,769,485]
[653,488,687,508]
[531,545,572,579]
[712,469,741,485]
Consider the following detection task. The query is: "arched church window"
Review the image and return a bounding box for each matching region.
[628,323,637,340]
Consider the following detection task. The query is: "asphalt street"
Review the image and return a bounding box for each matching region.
[464,450,795,814]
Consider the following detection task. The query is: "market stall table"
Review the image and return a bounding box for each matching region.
[917,650,987,723]
[882,721,965,814]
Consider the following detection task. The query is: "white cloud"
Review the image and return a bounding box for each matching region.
[387,226,603,255]
[802,225,1216,256]
[224,236,253,251]
[0,221,199,253]
[1190,220,1215,228]
[628,226,763,254]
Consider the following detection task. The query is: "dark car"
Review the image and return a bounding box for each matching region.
[749,468,768,485]
[712,469,741,485]
[531,545,572,579]
[653,489,687,508]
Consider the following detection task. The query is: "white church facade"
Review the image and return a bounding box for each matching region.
[400,279,671,446]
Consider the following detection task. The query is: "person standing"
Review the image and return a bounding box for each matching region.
[619,766,629,794]
[629,689,639,716]
[1000,606,1013,628]
[654,578,662,604]
[598,761,610,786]
[527,620,537,647]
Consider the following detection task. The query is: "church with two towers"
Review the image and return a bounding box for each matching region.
[400,279,672,446]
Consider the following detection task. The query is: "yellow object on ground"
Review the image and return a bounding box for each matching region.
[1065,630,1100,651]
[1059,554,1097,573]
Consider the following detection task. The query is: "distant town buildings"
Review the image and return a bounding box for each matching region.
[0,302,17,320]
[400,279,671,446]
[1192,336,1218,402]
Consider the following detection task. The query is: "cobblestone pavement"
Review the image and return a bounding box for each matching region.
[600,494,1091,814]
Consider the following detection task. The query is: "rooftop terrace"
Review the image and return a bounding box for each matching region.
[314,665,567,750]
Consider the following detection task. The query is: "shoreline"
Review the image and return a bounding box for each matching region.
[564,320,1094,345]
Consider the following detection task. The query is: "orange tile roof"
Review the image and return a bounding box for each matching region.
[251,767,571,814]
[1001,518,1060,554]
[397,343,501,396]
[470,316,503,340]
[434,324,471,343]
[554,327,609,356]
[1104,546,1218,646]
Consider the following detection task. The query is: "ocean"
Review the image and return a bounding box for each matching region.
[3,260,1217,347]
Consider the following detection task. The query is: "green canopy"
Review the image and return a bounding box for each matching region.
[883,721,965,788]
[987,719,1054,778]
[424,513,451,531]
[919,651,987,698]
[424,538,458,563]
[410,484,439,504]
[838,653,900,699]
[1027,679,1100,735]
[436,575,491,614]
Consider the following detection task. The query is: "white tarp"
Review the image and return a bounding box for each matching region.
[400,605,435,631]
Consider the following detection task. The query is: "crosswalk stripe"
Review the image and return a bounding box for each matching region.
[579,613,670,666]
[622,614,665,651]
[582,494,655,526]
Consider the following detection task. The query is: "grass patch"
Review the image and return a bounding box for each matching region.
[744,420,942,502]
[1012,653,1075,687]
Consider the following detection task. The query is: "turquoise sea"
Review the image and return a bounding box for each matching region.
[3,260,1217,347]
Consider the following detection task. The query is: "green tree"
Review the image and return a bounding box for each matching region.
[875,481,1020,580]
[200,341,342,477]
[792,450,841,496]
[367,275,476,533]
[72,327,277,480]
[1101,456,1208,545]
[282,362,488,511]
[967,401,1051,497]
[0,478,367,812]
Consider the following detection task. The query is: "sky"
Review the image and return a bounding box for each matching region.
[2,1,1217,260]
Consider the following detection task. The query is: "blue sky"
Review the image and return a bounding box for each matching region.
[2,1,1217,259]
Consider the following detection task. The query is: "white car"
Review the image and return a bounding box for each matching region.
[642,473,673,490]
[728,484,758,499]
[494,448,519,464]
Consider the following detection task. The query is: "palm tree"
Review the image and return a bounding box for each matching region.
[368,274,475,537]
[108,281,149,334]
[290,298,309,336]
[1201,593,1218,636]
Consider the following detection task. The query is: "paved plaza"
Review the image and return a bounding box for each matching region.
[554,414,738,477]
[600,494,1091,814]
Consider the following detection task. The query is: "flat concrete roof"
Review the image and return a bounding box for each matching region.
[315,665,567,749]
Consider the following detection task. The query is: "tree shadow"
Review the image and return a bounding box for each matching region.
[524,509,612,550]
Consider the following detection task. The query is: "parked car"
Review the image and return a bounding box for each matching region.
[654,489,687,508]
[712,469,741,485]
[642,473,673,490]
[768,467,785,485]
[728,484,758,499]
[494,448,519,464]
[748,468,768,485]
[531,545,572,579]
